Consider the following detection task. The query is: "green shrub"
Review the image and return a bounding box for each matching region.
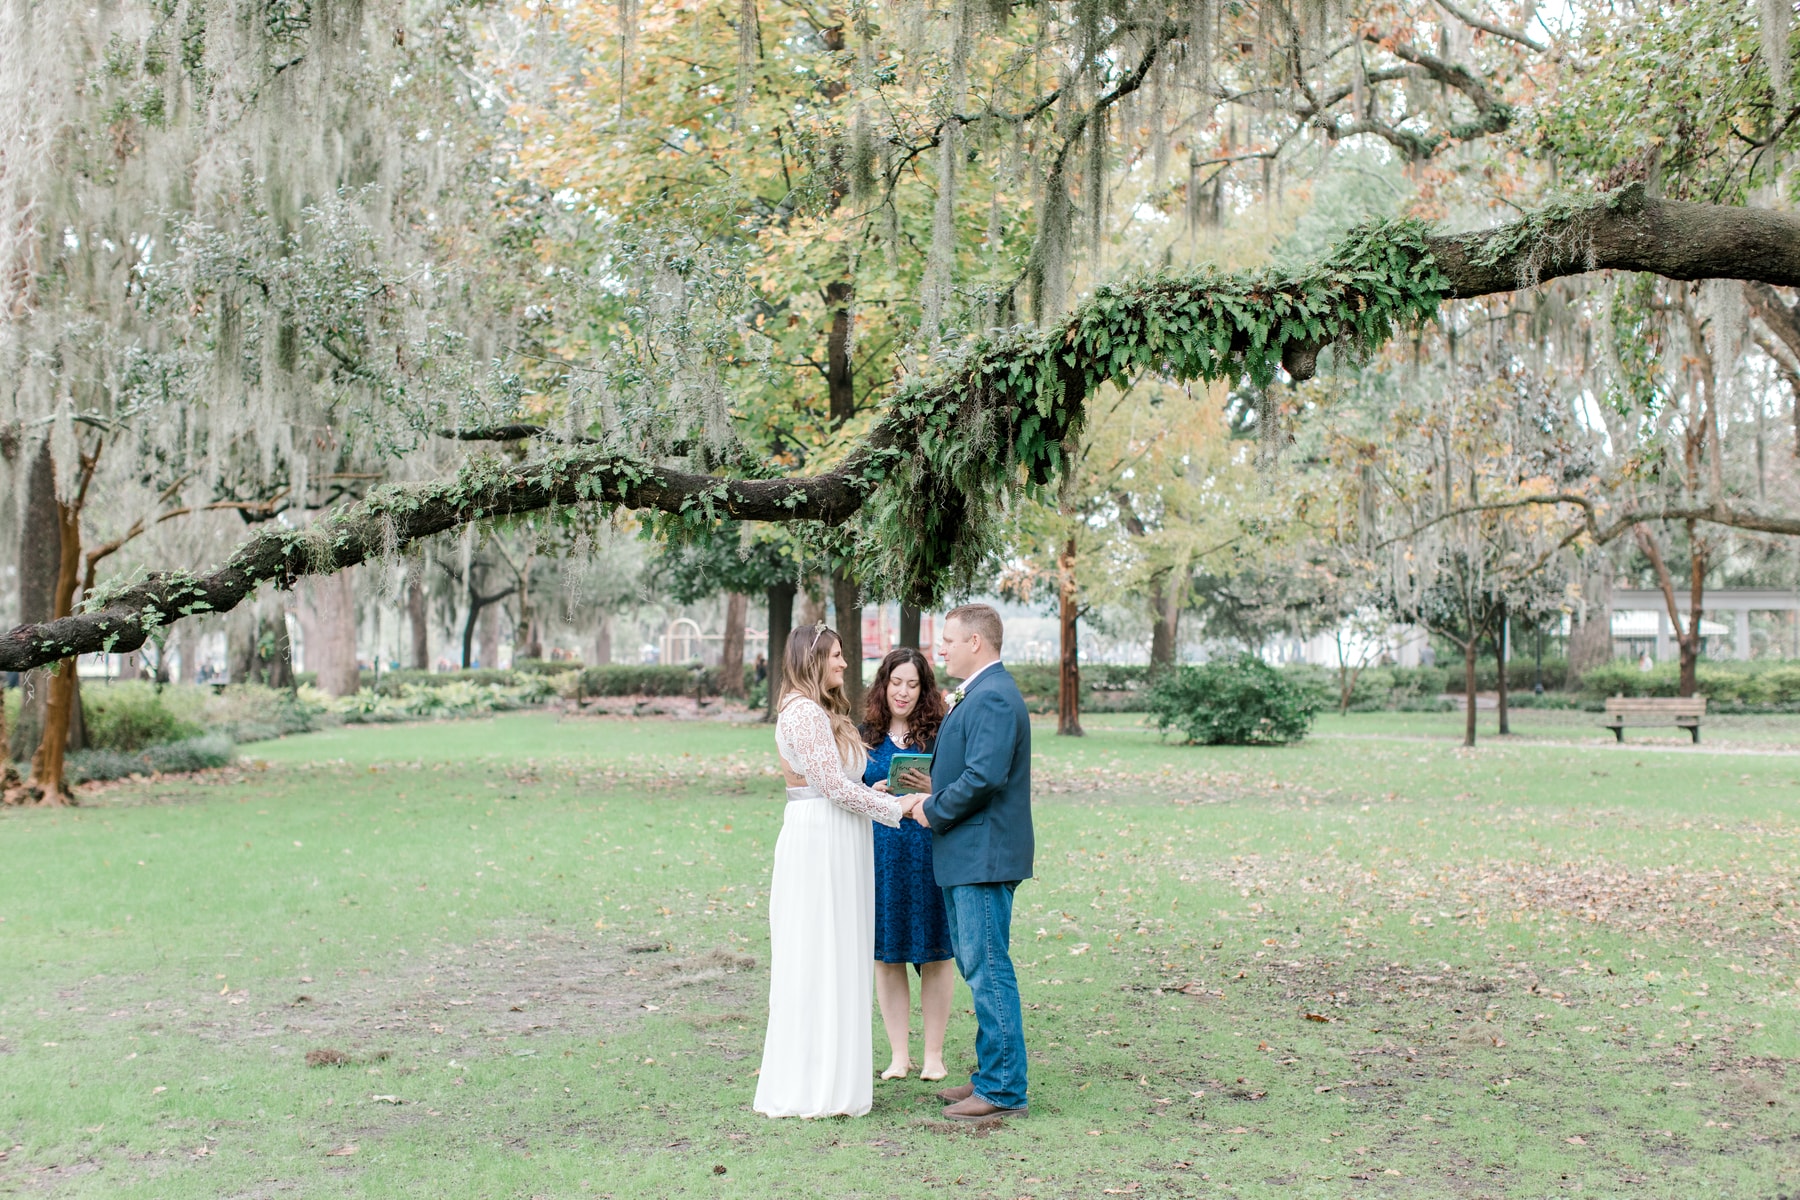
[1388,665,1450,700]
[1008,663,1153,699]
[510,657,585,676]
[577,664,754,698]
[201,684,325,742]
[1147,655,1323,745]
[82,682,200,751]
[369,668,516,695]
[1440,657,1569,693]
[66,733,235,783]
[1394,695,1455,712]
[1758,664,1800,703]
[1576,658,1800,705]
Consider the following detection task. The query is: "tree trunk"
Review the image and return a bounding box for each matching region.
[826,281,855,427]
[1148,569,1184,670]
[1334,632,1359,716]
[721,592,749,699]
[302,569,361,696]
[461,594,480,669]
[29,483,88,798]
[899,604,921,650]
[799,582,827,629]
[1058,535,1083,737]
[765,580,796,723]
[11,441,58,764]
[594,614,614,665]
[1494,604,1510,736]
[0,680,15,791]
[147,631,171,684]
[262,607,295,690]
[1678,522,1706,698]
[177,621,201,686]
[1567,617,1612,676]
[478,602,501,672]
[1638,522,1706,698]
[832,568,863,717]
[228,604,257,684]
[1462,637,1478,748]
[407,575,430,670]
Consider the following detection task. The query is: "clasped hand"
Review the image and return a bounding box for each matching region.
[873,778,932,826]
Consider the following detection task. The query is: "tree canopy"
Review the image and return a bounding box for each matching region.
[11,0,1800,685]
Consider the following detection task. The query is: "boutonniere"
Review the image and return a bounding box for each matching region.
[947,685,966,710]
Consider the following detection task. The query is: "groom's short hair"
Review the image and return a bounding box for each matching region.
[945,603,1004,653]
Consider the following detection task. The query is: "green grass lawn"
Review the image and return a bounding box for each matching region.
[1,707,1795,1198]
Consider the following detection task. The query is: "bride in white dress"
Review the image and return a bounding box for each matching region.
[754,625,926,1119]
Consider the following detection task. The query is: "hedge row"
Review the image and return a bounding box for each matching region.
[577,664,756,698]
[64,733,237,783]
[1577,659,1800,705]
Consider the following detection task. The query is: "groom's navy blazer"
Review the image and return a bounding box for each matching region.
[922,663,1033,887]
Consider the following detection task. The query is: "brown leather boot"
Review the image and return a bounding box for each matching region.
[942,1094,1027,1122]
[935,1082,974,1103]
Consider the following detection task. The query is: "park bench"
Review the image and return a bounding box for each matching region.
[1601,696,1706,743]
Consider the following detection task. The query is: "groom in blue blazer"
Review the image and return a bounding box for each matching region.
[909,603,1033,1121]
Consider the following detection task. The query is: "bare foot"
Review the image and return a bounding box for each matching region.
[880,1059,912,1080]
[918,1061,948,1082]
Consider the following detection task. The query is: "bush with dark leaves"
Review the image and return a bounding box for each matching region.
[1147,655,1322,745]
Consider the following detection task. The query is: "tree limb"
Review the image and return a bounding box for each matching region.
[12,187,1800,671]
[440,424,599,445]
[1431,0,1548,53]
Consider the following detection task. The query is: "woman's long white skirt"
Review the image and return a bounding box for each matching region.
[753,787,876,1118]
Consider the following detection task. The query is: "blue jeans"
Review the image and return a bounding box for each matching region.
[941,881,1028,1110]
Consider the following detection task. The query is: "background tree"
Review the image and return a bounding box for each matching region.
[19,1,1800,740]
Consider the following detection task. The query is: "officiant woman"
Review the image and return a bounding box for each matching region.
[861,647,955,1082]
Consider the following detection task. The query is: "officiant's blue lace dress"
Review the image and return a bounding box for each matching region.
[863,733,954,967]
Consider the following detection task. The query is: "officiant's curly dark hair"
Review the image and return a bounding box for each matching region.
[861,648,949,750]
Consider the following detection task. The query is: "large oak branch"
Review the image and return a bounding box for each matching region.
[1429,189,1800,295]
[9,187,1800,671]
[0,449,877,671]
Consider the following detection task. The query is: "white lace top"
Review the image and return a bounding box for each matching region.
[775,695,904,827]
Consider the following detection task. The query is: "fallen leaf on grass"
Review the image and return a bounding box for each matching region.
[1566,1136,1586,1145]
[371,1095,402,1104]
[325,1145,357,1157]
[1304,1013,1332,1023]
[1102,1186,1140,1195]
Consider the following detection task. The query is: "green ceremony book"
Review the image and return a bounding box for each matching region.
[887,752,934,790]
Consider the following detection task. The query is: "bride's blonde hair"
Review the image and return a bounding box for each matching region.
[782,624,863,762]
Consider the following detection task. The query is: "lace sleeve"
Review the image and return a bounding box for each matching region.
[779,700,904,827]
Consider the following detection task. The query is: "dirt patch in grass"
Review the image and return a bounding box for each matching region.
[1038,764,1314,803]
[1206,851,1799,953]
[49,925,761,1066]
